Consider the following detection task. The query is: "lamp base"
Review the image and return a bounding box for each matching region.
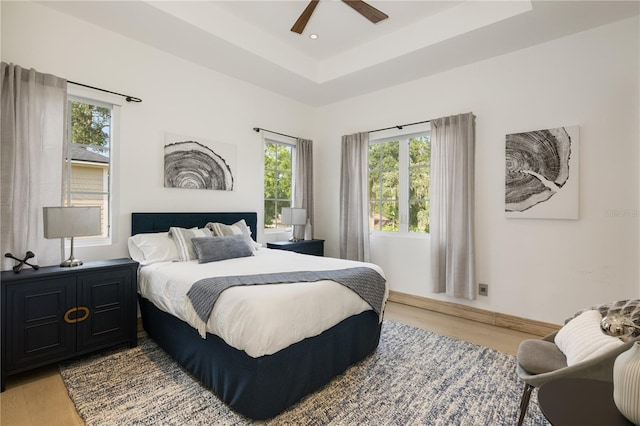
[289,237,302,242]
[60,256,83,267]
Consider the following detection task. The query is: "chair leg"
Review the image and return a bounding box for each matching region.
[517,383,534,426]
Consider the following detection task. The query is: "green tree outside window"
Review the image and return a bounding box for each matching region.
[368,133,430,234]
[264,141,293,228]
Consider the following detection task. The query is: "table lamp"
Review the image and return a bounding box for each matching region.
[43,206,102,267]
[281,207,306,242]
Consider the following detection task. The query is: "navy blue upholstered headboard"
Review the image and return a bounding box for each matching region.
[131,212,258,241]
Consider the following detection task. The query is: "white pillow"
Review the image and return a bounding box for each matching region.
[169,227,212,261]
[554,310,624,366]
[128,232,179,265]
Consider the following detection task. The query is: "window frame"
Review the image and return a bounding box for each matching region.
[65,85,121,247]
[369,125,431,237]
[262,134,297,233]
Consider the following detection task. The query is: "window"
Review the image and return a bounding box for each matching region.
[369,131,431,234]
[264,139,294,230]
[64,96,114,242]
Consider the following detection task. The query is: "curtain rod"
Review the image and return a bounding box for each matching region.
[68,80,142,103]
[368,119,431,134]
[253,127,299,140]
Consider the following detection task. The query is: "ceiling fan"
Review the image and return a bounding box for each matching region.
[291,0,389,34]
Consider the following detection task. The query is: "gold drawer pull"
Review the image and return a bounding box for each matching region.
[64,306,90,323]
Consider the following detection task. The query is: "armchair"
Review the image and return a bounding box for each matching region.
[516,299,640,426]
[516,331,639,425]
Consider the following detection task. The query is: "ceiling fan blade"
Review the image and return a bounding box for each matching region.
[342,0,388,24]
[291,0,320,34]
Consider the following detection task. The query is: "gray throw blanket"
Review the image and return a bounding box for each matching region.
[185,267,386,338]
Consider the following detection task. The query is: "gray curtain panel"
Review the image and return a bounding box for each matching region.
[293,138,313,240]
[1,63,67,270]
[430,113,476,299]
[339,132,370,262]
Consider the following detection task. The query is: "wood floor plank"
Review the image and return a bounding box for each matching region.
[24,369,83,426]
[1,365,83,426]
[384,301,536,355]
[0,385,30,426]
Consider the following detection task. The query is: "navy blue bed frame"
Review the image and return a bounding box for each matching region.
[131,212,382,420]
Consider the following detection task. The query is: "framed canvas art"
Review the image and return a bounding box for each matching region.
[164,133,236,191]
[505,126,579,219]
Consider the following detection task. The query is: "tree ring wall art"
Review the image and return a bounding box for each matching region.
[164,133,236,191]
[505,126,579,219]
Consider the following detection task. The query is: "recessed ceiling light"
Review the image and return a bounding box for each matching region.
[309,34,319,40]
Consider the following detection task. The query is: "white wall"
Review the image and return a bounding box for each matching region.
[1,1,314,260]
[314,16,640,324]
[2,2,638,325]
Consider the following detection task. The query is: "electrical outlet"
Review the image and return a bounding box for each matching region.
[479,283,489,296]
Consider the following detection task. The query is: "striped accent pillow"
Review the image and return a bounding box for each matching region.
[169,227,212,261]
[205,220,259,250]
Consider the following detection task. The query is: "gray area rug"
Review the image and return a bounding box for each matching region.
[60,321,548,425]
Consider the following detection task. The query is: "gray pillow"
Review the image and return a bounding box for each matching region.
[191,235,253,264]
[517,339,567,374]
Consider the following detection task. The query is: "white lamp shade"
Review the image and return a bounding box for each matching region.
[281,207,307,226]
[43,206,102,238]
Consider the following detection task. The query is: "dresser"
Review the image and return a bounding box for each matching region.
[1,258,138,391]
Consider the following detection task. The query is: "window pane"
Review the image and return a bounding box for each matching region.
[380,201,398,232]
[381,141,399,169]
[276,144,292,171]
[368,144,381,170]
[368,171,380,201]
[65,162,109,194]
[409,201,430,233]
[264,142,277,170]
[409,136,430,167]
[264,200,276,229]
[264,171,276,198]
[369,202,381,231]
[382,170,398,200]
[70,102,111,148]
[275,172,291,199]
[409,167,430,200]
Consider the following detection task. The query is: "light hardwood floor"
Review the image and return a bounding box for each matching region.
[0,301,537,426]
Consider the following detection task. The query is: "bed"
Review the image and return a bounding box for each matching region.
[130,212,387,420]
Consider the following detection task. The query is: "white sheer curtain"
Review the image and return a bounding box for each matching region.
[1,63,67,270]
[293,138,313,240]
[339,132,370,262]
[430,113,476,299]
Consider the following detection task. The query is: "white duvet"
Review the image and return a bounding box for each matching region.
[138,248,388,358]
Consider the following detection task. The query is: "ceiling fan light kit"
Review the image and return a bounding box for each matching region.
[291,0,389,35]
